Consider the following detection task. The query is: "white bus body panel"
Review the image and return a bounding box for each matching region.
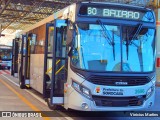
[64,59,156,111]
[30,54,44,94]
[65,74,155,111]
[67,86,155,111]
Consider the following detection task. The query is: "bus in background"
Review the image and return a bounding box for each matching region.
[0,45,12,70]
[11,38,19,77]
[12,2,156,111]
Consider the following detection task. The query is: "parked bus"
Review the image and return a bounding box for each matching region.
[11,38,19,76]
[0,45,12,70]
[12,2,156,111]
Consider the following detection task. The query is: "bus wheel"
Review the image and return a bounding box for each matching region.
[19,78,26,89]
[46,98,63,110]
[19,68,26,89]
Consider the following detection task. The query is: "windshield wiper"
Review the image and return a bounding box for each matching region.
[97,20,112,45]
[138,40,143,72]
[97,20,115,60]
[131,23,143,42]
[112,31,115,60]
[129,23,144,71]
[126,29,129,60]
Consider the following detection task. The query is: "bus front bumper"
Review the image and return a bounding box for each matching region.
[67,88,155,111]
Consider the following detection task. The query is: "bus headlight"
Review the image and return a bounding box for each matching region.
[82,87,90,96]
[72,81,91,99]
[146,86,154,99]
[72,81,80,91]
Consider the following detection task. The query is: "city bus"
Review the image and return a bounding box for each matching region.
[11,39,19,76]
[0,45,12,70]
[12,2,156,111]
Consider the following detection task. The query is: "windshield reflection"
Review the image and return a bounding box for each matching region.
[122,26,155,72]
[71,23,155,72]
[0,49,12,60]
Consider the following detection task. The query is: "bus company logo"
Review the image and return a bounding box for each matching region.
[95,86,101,93]
[115,81,128,85]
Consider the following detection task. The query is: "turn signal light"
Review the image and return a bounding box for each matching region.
[157,58,160,67]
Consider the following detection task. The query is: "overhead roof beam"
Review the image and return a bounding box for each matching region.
[4,8,52,15]
[0,0,12,33]
[0,15,40,21]
[1,20,36,24]
[0,0,73,34]
[1,0,46,32]
[0,0,11,14]
[10,0,70,7]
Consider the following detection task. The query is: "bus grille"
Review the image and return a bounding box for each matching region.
[88,76,150,86]
[92,95,145,107]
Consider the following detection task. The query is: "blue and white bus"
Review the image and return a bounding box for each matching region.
[12,2,156,111]
[0,45,12,70]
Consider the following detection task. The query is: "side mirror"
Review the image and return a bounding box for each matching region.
[66,28,73,46]
[68,47,73,57]
[66,20,75,46]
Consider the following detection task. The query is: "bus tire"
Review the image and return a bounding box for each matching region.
[19,68,26,89]
[19,76,26,89]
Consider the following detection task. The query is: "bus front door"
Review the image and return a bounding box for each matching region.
[19,35,29,89]
[11,38,19,76]
[43,23,54,98]
[43,20,67,109]
[52,19,67,106]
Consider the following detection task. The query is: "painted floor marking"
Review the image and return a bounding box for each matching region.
[0,76,50,120]
[2,75,74,120]
[0,70,10,75]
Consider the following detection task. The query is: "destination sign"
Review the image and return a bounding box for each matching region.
[79,5,153,21]
[88,7,140,19]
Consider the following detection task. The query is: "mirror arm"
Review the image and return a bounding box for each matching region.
[68,46,73,57]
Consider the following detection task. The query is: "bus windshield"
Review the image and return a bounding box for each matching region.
[0,49,12,60]
[71,23,155,72]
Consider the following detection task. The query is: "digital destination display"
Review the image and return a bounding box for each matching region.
[88,7,140,19]
[79,5,153,21]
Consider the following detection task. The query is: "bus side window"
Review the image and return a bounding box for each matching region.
[56,26,67,58]
[54,26,68,95]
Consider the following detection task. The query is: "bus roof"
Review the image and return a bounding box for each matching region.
[17,1,152,36]
[80,2,152,11]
